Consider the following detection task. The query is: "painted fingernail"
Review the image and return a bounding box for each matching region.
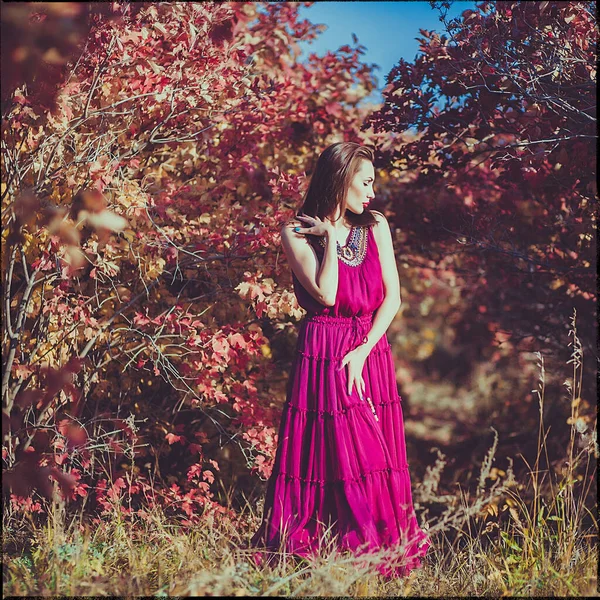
[293,227,300,232]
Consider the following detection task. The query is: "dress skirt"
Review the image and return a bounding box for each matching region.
[250,311,431,578]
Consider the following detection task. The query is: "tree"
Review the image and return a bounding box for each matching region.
[363,0,596,404]
[2,1,379,520]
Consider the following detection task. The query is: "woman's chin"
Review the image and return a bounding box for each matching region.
[349,206,365,214]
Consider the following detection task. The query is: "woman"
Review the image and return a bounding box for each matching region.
[250,142,430,578]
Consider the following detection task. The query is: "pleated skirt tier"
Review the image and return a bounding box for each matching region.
[250,312,430,578]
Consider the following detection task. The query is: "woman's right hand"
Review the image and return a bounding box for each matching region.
[293,213,334,238]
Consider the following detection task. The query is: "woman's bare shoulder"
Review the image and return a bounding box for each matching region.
[281,218,303,231]
[368,210,392,247]
[280,219,315,248]
[369,210,386,223]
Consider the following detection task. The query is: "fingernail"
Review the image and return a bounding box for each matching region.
[293,227,300,232]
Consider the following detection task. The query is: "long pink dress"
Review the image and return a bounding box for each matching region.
[250,223,430,578]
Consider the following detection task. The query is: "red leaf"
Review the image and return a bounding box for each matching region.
[49,468,77,498]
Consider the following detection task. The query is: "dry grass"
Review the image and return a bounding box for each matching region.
[3,308,597,596]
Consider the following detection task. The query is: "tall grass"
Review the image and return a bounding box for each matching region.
[3,308,597,596]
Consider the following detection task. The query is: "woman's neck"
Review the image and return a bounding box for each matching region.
[328,211,352,234]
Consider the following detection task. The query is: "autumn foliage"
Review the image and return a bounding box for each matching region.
[363,0,596,406]
[2,1,380,523]
[2,0,596,533]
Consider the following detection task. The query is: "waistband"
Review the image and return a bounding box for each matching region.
[304,312,374,325]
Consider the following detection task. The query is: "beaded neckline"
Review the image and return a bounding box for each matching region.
[316,226,368,267]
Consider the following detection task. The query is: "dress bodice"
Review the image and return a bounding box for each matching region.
[291,225,385,317]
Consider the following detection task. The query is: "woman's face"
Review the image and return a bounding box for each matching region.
[345,159,375,214]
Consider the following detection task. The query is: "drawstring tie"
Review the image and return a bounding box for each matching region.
[351,315,379,422]
[350,314,369,350]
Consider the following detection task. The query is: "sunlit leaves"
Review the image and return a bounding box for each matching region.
[363,0,596,357]
[2,0,379,518]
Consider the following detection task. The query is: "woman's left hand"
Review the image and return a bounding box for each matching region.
[338,345,370,399]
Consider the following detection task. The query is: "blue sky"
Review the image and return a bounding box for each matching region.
[296,0,478,106]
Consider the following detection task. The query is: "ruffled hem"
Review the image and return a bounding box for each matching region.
[251,521,431,580]
[277,389,409,484]
[286,395,402,418]
[250,466,430,579]
[297,342,392,361]
[278,464,409,485]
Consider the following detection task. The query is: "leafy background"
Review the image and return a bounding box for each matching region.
[2,1,597,595]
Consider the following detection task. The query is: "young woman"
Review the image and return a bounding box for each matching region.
[250,142,430,578]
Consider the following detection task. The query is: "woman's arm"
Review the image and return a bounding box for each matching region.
[361,211,401,353]
[281,221,339,306]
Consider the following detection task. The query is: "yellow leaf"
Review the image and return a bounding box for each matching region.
[422,328,436,341]
[146,257,166,279]
[153,22,168,36]
[509,506,522,526]
[416,341,435,360]
[85,210,128,232]
[122,229,136,242]
[147,59,162,75]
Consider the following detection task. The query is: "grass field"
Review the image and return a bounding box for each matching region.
[3,321,597,597]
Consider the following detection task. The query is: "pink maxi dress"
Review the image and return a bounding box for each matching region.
[250,223,431,578]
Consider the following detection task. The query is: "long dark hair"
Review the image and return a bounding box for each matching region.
[297,142,378,229]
